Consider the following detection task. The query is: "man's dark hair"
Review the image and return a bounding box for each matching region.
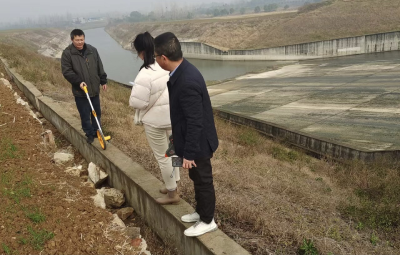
[70,29,85,40]
[132,32,155,70]
[154,32,182,61]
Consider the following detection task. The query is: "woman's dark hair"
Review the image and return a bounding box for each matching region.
[132,32,155,70]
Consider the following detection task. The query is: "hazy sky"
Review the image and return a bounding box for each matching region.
[0,0,230,23]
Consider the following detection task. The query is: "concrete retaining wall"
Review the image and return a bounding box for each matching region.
[1,58,250,255]
[181,31,400,61]
[214,109,400,161]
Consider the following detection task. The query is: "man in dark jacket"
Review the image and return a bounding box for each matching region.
[154,32,219,237]
[61,29,107,144]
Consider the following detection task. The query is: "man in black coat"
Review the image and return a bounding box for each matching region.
[154,32,219,237]
[61,29,107,144]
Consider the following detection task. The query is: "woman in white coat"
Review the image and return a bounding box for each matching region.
[129,32,180,205]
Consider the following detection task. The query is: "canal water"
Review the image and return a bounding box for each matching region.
[84,27,286,85]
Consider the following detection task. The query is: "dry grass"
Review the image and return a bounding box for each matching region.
[0,44,71,101]
[106,0,400,50]
[1,35,400,254]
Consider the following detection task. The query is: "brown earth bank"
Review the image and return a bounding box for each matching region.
[0,65,171,255]
[105,0,400,50]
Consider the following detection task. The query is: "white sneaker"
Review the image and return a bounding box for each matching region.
[181,212,200,223]
[184,219,218,237]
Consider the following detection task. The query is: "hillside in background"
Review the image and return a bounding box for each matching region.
[0,29,69,58]
[106,0,400,50]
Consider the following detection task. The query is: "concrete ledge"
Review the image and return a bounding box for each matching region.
[182,53,323,61]
[1,59,250,255]
[214,109,400,161]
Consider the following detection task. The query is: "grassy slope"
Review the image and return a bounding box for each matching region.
[106,0,400,50]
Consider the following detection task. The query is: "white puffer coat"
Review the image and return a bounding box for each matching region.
[129,62,171,129]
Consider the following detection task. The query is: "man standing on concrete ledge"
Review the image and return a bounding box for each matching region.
[154,32,219,237]
[61,29,107,144]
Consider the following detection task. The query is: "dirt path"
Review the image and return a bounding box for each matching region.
[0,73,144,254]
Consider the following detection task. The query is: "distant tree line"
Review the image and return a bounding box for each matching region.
[0,13,73,30]
[109,0,325,25]
[252,0,322,14]
[0,12,111,30]
[0,0,327,29]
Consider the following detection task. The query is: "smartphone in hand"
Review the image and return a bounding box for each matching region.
[171,156,183,167]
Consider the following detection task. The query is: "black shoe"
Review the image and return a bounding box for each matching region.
[87,136,94,144]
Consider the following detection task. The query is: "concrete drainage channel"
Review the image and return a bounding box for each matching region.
[1,58,250,255]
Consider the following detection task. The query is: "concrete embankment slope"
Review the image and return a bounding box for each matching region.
[209,51,400,161]
[0,29,70,58]
[107,24,400,61]
[181,31,400,60]
[1,58,250,255]
[105,0,400,60]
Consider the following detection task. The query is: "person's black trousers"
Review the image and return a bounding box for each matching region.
[74,95,101,138]
[189,158,215,224]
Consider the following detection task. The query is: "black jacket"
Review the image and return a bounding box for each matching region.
[61,43,107,97]
[167,58,218,160]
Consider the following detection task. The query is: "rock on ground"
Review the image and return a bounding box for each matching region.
[125,227,141,239]
[0,78,11,89]
[111,214,126,228]
[65,165,85,177]
[88,162,108,188]
[41,130,56,147]
[35,111,43,118]
[104,188,125,208]
[116,207,134,221]
[54,152,74,165]
[91,188,106,209]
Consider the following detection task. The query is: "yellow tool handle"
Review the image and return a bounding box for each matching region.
[83,86,88,94]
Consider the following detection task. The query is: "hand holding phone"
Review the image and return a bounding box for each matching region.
[182,158,197,169]
[171,156,183,167]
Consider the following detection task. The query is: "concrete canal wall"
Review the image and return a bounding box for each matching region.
[181,31,400,61]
